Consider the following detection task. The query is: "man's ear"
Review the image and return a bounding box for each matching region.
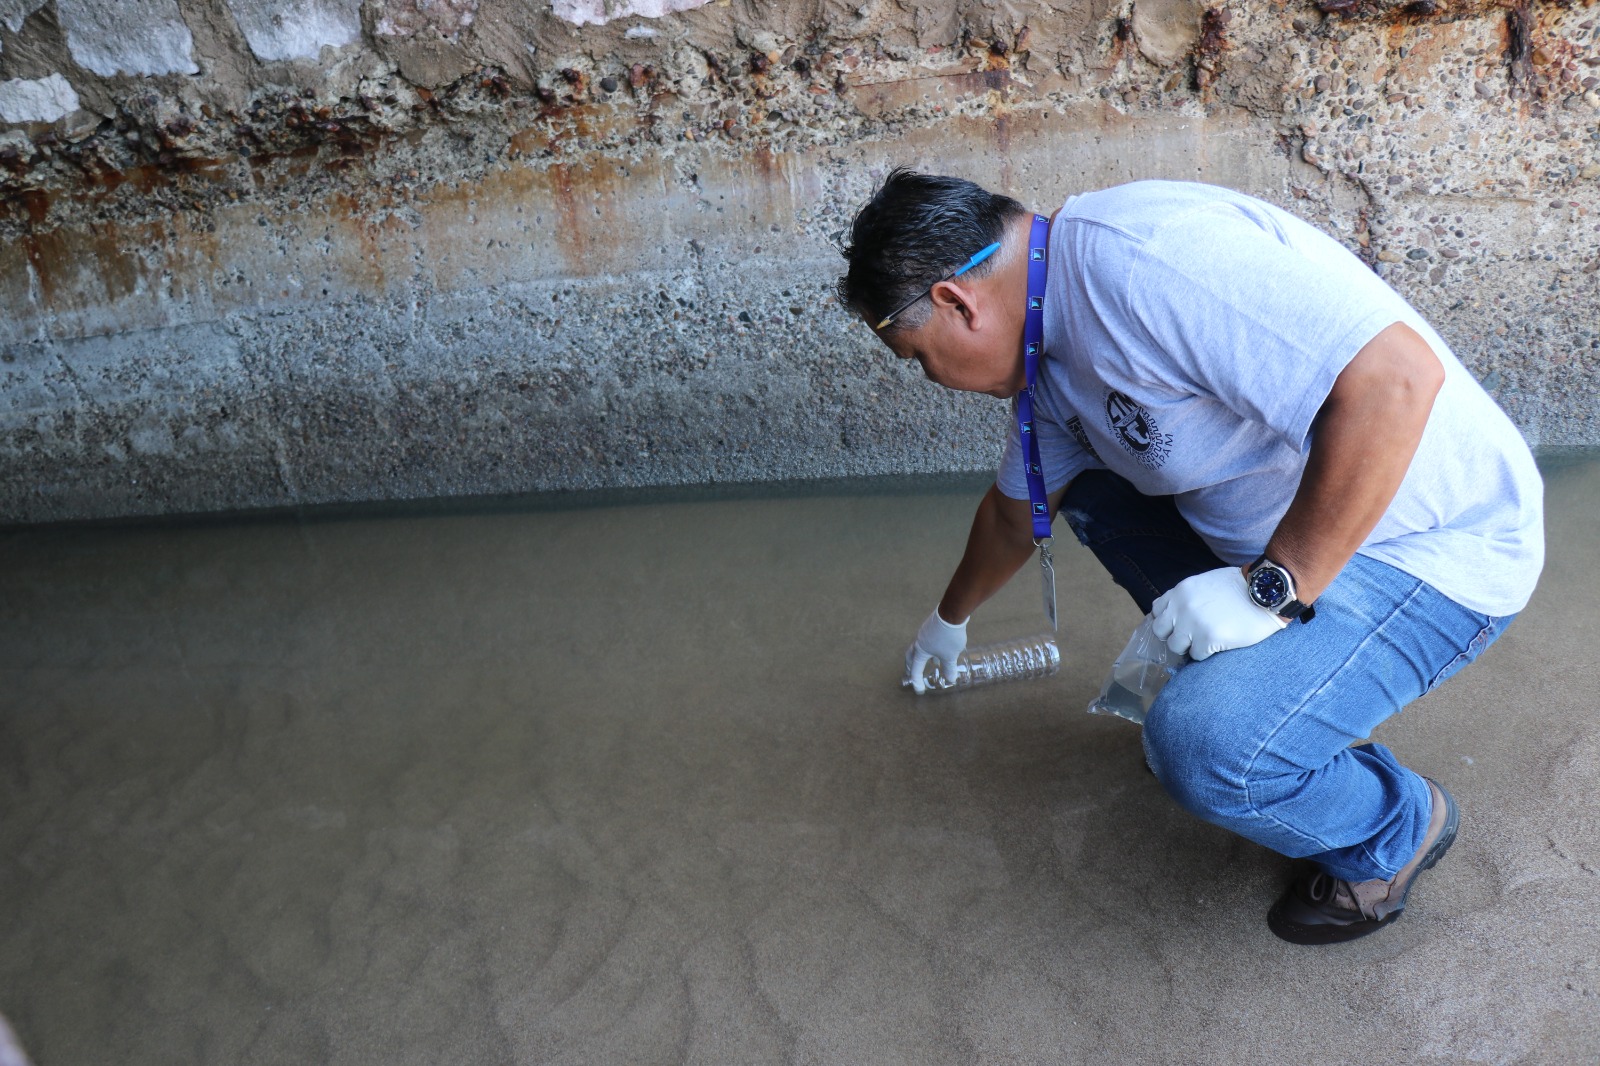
[927,279,984,332]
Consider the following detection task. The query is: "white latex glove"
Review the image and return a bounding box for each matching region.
[905,608,968,693]
[1151,566,1288,662]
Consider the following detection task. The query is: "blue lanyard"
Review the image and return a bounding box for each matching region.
[1016,213,1057,630]
[1017,213,1052,542]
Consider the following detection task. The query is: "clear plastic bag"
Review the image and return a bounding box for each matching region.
[1087,615,1186,726]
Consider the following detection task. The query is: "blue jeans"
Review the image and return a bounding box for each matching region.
[1061,470,1515,883]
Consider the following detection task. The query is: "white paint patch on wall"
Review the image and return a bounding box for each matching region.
[551,0,712,28]
[56,0,198,76]
[0,73,80,122]
[227,0,362,62]
[372,0,478,39]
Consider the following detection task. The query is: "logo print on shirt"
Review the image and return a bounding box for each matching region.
[1104,391,1172,468]
[1065,416,1101,461]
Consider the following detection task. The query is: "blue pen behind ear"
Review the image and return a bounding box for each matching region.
[955,242,1002,276]
[873,240,1004,331]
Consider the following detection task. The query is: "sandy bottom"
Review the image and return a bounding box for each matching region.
[1,456,1597,1065]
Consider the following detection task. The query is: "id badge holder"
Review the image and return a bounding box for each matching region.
[1036,537,1058,632]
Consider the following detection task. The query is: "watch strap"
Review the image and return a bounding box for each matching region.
[1281,599,1316,623]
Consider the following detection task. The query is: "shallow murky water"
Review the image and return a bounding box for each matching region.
[2,456,1598,1065]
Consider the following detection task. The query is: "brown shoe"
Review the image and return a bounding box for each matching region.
[1267,778,1458,945]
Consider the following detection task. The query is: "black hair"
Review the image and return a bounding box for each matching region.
[836,167,1026,333]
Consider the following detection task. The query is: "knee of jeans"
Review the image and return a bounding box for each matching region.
[1142,689,1252,820]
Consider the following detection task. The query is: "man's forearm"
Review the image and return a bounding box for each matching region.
[1265,322,1444,604]
[937,483,1060,622]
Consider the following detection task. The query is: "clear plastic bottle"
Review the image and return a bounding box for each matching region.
[1087,615,1186,725]
[903,634,1061,694]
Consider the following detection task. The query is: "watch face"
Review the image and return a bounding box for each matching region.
[1249,565,1290,610]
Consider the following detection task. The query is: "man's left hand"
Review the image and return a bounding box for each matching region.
[1152,566,1287,661]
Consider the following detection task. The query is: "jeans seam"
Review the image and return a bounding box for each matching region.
[1425,620,1494,692]
[1237,577,1430,861]
[1109,551,1165,605]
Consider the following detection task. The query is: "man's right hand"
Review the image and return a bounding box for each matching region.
[905,608,969,693]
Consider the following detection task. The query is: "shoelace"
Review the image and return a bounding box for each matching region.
[1304,871,1384,920]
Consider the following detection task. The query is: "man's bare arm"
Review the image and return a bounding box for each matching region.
[1264,321,1445,603]
[937,481,1070,623]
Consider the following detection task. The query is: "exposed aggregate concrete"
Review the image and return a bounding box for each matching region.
[0,0,1596,522]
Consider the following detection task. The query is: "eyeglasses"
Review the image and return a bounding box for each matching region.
[873,241,1003,331]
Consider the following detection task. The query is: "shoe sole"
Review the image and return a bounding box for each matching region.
[1267,902,1403,945]
[1267,780,1458,946]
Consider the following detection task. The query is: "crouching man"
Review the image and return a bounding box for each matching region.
[837,170,1544,944]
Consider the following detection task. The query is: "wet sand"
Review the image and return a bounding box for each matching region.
[1,456,1597,1065]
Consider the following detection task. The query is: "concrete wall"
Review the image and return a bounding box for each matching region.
[0,0,1596,523]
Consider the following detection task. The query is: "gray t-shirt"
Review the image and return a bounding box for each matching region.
[998,180,1544,616]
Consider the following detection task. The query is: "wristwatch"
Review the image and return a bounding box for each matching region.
[1246,557,1316,623]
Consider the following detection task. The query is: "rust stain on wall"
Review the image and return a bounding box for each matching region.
[0,0,1596,522]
